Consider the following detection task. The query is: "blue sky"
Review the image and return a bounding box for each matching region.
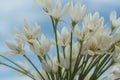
[0,0,120,80]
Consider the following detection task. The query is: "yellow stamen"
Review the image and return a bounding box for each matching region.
[63,39,66,46]
[27,35,32,40]
[40,48,44,55]
[16,47,22,53]
[89,43,98,51]
[116,40,120,46]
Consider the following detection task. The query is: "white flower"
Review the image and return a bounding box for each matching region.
[112,46,120,63]
[73,25,88,41]
[41,60,52,73]
[41,57,58,73]
[32,70,49,80]
[81,29,112,55]
[35,0,53,12]
[15,21,40,42]
[59,55,70,69]
[16,61,30,76]
[57,27,70,46]
[65,42,80,60]
[49,0,70,19]
[68,1,87,23]
[110,11,120,29]
[30,34,51,56]
[83,12,104,32]
[5,40,25,55]
[94,29,112,51]
[112,64,120,79]
[112,30,120,47]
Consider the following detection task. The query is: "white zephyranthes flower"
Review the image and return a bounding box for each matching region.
[15,21,40,42]
[30,34,51,56]
[65,42,80,60]
[94,29,112,52]
[5,39,25,55]
[110,11,120,30]
[16,61,30,75]
[111,64,120,79]
[41,57,58,73]
[32,70,49,80]
[68,1,87,23]
[73,25,88,41]
[83,12,104,32]
[112,46,120,63]
[49,0,70,19]
[81,29,112,55]
[57,27,70,46]
[35,0,53,12]
[59,55,70,69]
[41,60,52,73]
[112,30,120,47]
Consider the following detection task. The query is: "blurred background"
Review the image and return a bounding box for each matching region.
[0,0,120,80]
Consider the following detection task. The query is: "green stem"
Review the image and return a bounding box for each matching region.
[37,56,51,80]
[0,55,35,79]
[71,42,83,79]
[70,32,73,80]
[50,16,61,79]
[97,64,111,79]
[1,62,35,80]
[62,46,66,58]
[97,55,112,74]
[37,56,42,62]
[96,56,112,78]
[23,55,45,80]
[90,54,111,80]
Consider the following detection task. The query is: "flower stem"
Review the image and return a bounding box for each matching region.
[50,16,61,79]
[1,62,35,80]
[62,46,66,58]
[70,32,73,80]
[0,55,35,79]
[23,55,45,80]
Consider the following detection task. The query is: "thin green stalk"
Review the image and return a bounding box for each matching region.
[37,56,51,80]
[97,55,112,74]
[80,55,104,80]
[81,56,90,79]
[63,70,69,80]
[0,55,35,79]
[78,55,86,80]
[96,56,112,78]
[1,62,35,80]
[50,16,61,79]
[70,32,73,80]
[61,70,66,79]
[23,55,45,80]
[62,46,66,58]
[71,42,83,79]
[50,73,55,80]
[90,54,111,80]
[50,16,60,62]
[37,56,42,62]
[97,64,111,79]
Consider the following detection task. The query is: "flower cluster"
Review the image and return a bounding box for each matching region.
[1,0,120,80]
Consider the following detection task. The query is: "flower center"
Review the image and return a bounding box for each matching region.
[27,35,32,40]
[116,40,120,46]
[40,48,44,55]
[16,47,22,53]
[89,43,98,51]
[63,39,66,46]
